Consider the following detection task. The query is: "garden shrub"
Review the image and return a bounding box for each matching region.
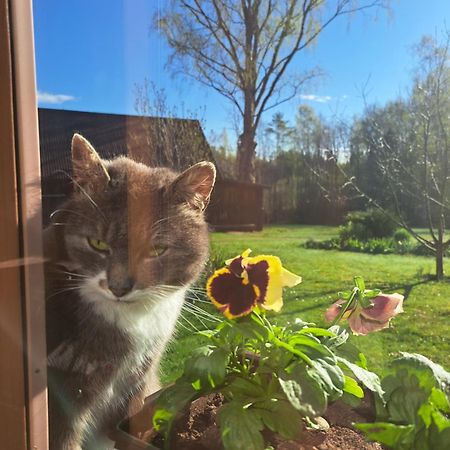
[304,237,441,257]
[304,212,440,257]
[339,209,397,241]
[304,238,340,250]
[393,228,411,242]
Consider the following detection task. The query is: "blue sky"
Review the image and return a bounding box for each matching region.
[33,0,450,141]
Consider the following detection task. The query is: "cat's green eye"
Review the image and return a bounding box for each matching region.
[88,238,110,252]
[149,245,167,258]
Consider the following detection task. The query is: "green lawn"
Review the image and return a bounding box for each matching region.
[160,225,450,383]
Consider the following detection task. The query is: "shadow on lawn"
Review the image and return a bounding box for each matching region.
[392,276,434,302]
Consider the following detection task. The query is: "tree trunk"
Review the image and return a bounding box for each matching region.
[237,131,257,182]
[436,243,444,281]
[435,218,445,280]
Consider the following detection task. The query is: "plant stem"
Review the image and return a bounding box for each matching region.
[330,288,358,327]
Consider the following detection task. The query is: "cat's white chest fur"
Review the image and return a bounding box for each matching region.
[81,272,184,336]
[117,287,186,360]
[79,272,186,366]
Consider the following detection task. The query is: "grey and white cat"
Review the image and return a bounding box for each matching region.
[44,134,216,450]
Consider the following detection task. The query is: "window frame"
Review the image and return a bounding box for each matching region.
[0,0,48,448]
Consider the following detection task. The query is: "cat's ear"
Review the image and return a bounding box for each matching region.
[171,162,216,210]
[71,134,110,188]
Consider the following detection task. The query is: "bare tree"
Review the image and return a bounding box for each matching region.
[331,32,450,279]
[155,0,386,182]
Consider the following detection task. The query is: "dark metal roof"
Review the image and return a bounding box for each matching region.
[38,108,218,181]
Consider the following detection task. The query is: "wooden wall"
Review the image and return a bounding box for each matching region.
[207,180,265,231]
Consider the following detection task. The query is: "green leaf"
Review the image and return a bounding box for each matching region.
[260,346,294,373]
[335,341,367,368]
[226,377,268,403]
[337,291,352,300]
[363,289,382,298]
[340,391,363,408]
[337,356,384,399]
[218,401,265,450]
[430,409,450,433]
[392,353,450,397]
[430,387,450,413]
[279,365,327,417]
[309,357,345,401]
[152,381,197,435]
[293,318,315,329]
[184,346,229,389]
[355,422,415,449]
[343,375,364,398]
[234,319,270,342]
[322,325,349,349]
[417,403,434,428]
[257,399,302,440]
[273,339,313,366]
[288,334,334,358]
[359,295,373,309]
[298,327,337,338]
[418,388,450,432]
[197,329,217,339]
[429,420,450,447]
[386,380,429,425]
[354,276,366,291]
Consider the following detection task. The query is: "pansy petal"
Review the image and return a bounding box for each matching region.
[245,259,270,302]
[360,293,404,322]
[225,249,252,266]
[261,294,283,312]
[324,299,346,322]
[206,267,257,318]
[281,268,302,287]
[245,255,285,308]
[226,249,252,277]
[228,256,245,277]
[348,313,390,336]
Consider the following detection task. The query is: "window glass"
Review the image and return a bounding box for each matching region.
[33,2,450,449]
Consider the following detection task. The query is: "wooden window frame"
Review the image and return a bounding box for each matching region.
[1,0,48,449]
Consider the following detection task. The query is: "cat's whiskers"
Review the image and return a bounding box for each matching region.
[181,303,221,324]
[176,313,200,332]
[50,208,98,226]
[189,286,206,294]
[181,307,209,330]
[173,319,193,334]
[184,291,211,304]
[46,286,82,301]
[56,270,90,279]
[149,216,171,232]
[183,303,221,322]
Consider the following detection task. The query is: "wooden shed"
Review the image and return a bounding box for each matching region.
[38,108,265,231]
[207,180,265,231]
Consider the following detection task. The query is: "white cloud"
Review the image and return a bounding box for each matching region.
[37,90,76,104]
[299,94,333,103]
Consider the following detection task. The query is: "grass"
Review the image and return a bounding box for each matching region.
[160,225,450,384]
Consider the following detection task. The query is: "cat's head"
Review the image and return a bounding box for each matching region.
[49,133,215,313]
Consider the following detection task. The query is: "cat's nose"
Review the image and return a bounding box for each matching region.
[109,277,134,298]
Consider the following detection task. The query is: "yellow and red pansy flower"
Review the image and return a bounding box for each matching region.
[206,249,302,319]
